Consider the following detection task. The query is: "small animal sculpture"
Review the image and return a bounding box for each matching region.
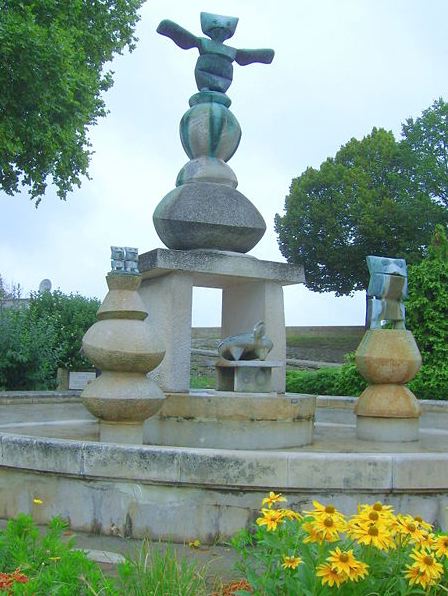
[218,321,273,361]
[366,256,407,329]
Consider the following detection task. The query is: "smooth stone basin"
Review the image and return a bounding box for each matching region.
[1,392,448,543]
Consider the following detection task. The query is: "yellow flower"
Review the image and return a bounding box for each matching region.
[32,498,43,505]
[188,539,201,549]
[404,564,434,589]
[358,501,394,518]
[261,492,287,508]
[432,534,448,558]
[278,508,301,521]
[395,514,426,543]
[409,548,443,580]
[304,500,346,524]
[306,515,346,543]
[48,557,61,561]
[417,530,436,550]
[281,555,302,570]
[413,515,433,532]
[316,563,348,588]
[256,508,284,532]
[347,522,396,551]
[326,547,368,581]
[302,521,324,544]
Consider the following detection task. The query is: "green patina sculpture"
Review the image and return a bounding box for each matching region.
[157,12,274,94]
[366,256,408,329]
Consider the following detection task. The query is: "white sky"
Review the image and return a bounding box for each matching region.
[1,0,447,326]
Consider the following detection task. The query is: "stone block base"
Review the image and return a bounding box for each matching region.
[356,416,419,442]
[215,360,282,392]
[100,421,144,444]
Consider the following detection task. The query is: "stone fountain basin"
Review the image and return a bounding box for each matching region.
[1,391,448,543]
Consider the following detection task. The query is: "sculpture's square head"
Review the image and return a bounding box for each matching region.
[366,255,407,278]
[200,12,238,42]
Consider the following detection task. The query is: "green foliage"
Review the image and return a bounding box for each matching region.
[0,307,62,390]
[402,98,448,208]
[0,514,209,595]
[0,290,99,390]
[276,103,448,296]
[115,541,208,595]
[28,290,100,370]
[0,514,113,595]
[0,0,144,204]
[405,224,448,401]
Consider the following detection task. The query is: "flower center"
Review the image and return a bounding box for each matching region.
[339,553,349,562]
[408,523,416,532]
[424,555,434,566]
[325,505,336,514]
[369,511,379,521]
[368,526,379,536]
[373,502,383,511]
[414,516,423,523]
[324,517,334,528]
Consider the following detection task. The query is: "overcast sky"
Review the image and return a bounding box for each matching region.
[1,0,447,326]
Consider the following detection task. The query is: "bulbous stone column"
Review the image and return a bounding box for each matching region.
[81,273,165,444]
[354,256,422,442]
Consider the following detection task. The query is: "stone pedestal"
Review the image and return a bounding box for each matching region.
[139,248,304,394]
[216,359,282,392]
[354,329,422,442]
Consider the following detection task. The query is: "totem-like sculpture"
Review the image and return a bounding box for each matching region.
[153,12,274,253]
[355,256,422,442]
[81,248,165,444]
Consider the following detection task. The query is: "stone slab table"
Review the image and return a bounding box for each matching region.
[138,248,304,393]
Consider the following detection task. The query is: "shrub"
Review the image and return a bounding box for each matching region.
[0,290,99,390]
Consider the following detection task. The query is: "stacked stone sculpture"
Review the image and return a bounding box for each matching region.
[354,256,422,441]
[153,12,274,253]
[81,248,165,444]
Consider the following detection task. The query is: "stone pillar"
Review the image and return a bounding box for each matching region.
[222,281,286,393]
[354,329,422,442]
[81,273,166,444]
[139,272,194,393]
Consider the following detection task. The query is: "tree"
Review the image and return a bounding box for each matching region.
[0,0,143,205]
[402,98,448,207]
[275,126,448,295]
[275,128,448,295]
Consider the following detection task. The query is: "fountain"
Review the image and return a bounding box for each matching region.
[1,13,448,544]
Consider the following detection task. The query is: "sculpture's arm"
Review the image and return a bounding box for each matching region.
[156,19,199,50]
[235,48,275,66]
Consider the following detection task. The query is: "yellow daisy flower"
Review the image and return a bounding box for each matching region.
[304,500,346,524]
[417,530,436,550]
[278,508,301,521]
[413,515,433,532]
[281,555,302,570]
[432,534,448,558]
[256,508,284,532]
[409,548,443,580]
[395,514,426,543]
[307,515,346,543]
[32,498,43,505]
[358,501,394,518]
[302,521,324,544]
[347,522,396,551]
[404,564,435,589]
[261,491,287,508]
[326,547,368,581]
[316,563,348,588]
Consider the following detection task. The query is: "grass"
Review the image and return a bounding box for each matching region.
[190,375,215,389]
[286,333,362,350]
